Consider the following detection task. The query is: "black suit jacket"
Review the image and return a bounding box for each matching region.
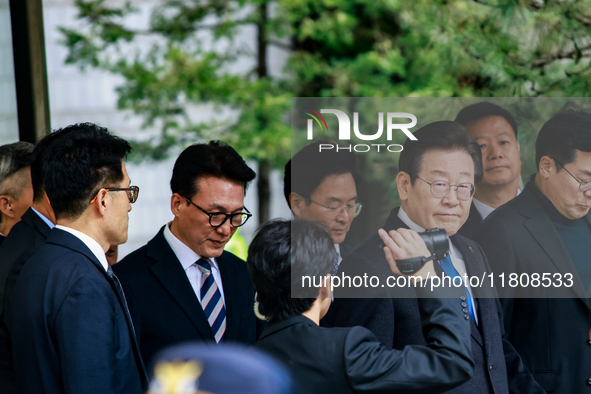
[457,202,483,239]
[257,287,474,394]
[331,207,543,394]
[113,226,257,367]
[0,235,4,247]
[473,182,591,393]
[0,208,51,393]
[10,228,146,394]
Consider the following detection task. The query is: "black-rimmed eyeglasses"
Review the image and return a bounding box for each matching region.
[90,186,140,204]
[417,177,475,201]
[183,196,252,227]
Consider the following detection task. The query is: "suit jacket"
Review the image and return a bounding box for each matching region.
[0,208,52,393]
[257,287,474,394]
[0,235,4,247]
[113,226,257,367]
[10,228,146,394]
[473,182,591,393]
[457,202,483,239]
[331,207,544,394]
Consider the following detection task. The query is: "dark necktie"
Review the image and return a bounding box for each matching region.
[439,254,477,324]
[106,266,136,332]
[332,252,340,276]
[196,258,226,343]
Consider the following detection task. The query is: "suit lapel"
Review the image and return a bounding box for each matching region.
[22,208,52,240]
[518,186,589,303]
[217,252,241,341]
[147,231,216,341]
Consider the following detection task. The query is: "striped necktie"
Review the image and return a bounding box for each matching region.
[196,258,226,343]
[439,254,477,324]
[332,252,340,276]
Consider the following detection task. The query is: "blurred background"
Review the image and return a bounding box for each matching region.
[2,0,591,259]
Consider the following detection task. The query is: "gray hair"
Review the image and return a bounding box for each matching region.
[0,142,34,197]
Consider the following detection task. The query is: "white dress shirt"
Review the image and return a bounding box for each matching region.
[55,225,109,272]
[32,208,55,229]
[163,222,225,304]
[473,187,523,220]
[397,207,478,324]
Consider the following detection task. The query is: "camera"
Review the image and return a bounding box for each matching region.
[395,228,450,275]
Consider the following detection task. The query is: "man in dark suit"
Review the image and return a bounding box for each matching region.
[0,142,34,245]
[284,142,360,272]
[252,219,474,394]
[474,111,591,393]
[332,121,544,394]
[0,128,69,393]
[10,123,146,394]
[114,141,258,367]
[454,102,522,239]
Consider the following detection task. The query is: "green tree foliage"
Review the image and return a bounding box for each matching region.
[60,0,591,227]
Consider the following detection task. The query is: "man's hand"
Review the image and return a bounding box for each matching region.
[378,228,437,281]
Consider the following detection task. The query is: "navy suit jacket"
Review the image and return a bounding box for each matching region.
[113,226,258,367]
[0,208,52,393]
[10,228,146,394]
[331,207,544,394]
[474,182,591,393]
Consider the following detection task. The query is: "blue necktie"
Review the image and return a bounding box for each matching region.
[196,258,226,343]
[439,254,476,324]
[332,252,340,276]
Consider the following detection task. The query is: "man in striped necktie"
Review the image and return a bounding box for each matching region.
[114,141,259,366]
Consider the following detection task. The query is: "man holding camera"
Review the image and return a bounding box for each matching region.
[331,121,543,393]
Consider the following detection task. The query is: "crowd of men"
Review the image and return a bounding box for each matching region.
[0,103,589,394]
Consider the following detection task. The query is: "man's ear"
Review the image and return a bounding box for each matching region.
[91,189,110,216]
[0,195,14,218]
[538,156,554,179]
[289,193,305,217]
[170,193,185,216]
[396,172,411,201]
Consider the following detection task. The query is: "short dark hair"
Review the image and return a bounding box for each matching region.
[455,102,518,137]
[170,140,255,200]
[284,142,358,208]
[42,123,132,220]
[535,111,591,171]
[31,128,79,202]
[399,121,483,184]
[0,142,34,194]
[246,219,335,322]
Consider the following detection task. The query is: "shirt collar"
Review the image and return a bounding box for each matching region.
[31,207,55,229]
[55,225,109,272]
[163,222,219,272]
[397,207,425,233]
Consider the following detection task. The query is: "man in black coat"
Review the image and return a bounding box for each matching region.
[114,141,258,367]
[0,128,70,393]
[252,219,474,394]
[10,123,146,393]
[454,102,522,239]
[473,111,591,393]
[332,121,544,394]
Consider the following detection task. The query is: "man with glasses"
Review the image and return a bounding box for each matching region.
[474,111,591,393]
[284,142,361,275]
[332,121,544,394]
[113,141,258,366]
[10,123,147,394]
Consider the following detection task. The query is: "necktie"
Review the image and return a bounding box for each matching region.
[107,266,135,332]
[439,254,476,324]
[196,258,226,343]
[332,252,340,276]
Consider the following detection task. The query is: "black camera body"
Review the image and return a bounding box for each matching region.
[395,228,450,275]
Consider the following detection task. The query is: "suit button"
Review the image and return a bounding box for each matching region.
[461,302,468,308]
[588,340,591,345]
[462,308,468,313]
[460,295,467,301]
[587,378,591,385]
[464,314,469,320]
[489,363,493,371]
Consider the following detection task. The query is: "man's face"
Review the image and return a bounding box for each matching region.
[105,162,132,246]
[543,150,591,220]
[464,116,521,188]
[398,149,475,236]
[292,173,357,244]
[172,175,245,258]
